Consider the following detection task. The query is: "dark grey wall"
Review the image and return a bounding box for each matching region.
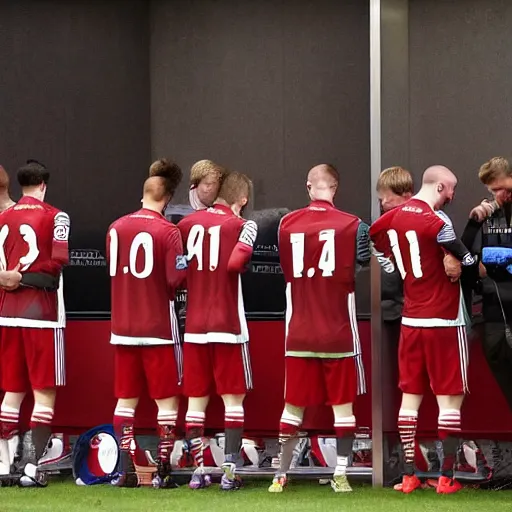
[409,0,512,231]
[0,0,151,313]
[150,0,371,315]
[150,0,370,220]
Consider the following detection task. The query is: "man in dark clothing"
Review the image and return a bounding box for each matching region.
[461,156,512,411]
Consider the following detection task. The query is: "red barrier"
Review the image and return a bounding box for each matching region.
[47,320,512,437]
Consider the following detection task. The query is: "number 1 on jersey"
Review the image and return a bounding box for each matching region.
[291,229,335,278]
[109,229,154,278]
[387,228,423,279]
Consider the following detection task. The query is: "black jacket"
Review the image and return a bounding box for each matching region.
[461,205,512,324]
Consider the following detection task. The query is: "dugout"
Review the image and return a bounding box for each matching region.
[0,0,512,487]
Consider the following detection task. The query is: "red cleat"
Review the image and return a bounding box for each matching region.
[436,476,463,494]
[394,474,422,493]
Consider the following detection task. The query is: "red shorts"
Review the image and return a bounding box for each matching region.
[399,325,468,396]
[183,342,252,397]
[284,356,358,407]
[114,344,181,400]
[0,327,66,392]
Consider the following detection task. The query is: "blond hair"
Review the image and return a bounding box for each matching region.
[217,171,253,206]
[190,160,227,187]
[377,166,413,195]
[478,156,511,185]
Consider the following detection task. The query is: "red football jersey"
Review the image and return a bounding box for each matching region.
[177,204,258,344]
[370,198,464,326]
[107,208,186,345]
[0,196,69,328]
[279,200,362,356]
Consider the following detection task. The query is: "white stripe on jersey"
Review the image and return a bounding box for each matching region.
[285,282,292,341]
[110,333,174,345]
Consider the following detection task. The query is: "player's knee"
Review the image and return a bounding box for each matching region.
[221,394,245,408]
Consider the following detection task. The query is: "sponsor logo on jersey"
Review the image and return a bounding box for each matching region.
[402,206,423,213]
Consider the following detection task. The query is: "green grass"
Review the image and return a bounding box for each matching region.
[1,479,512,512]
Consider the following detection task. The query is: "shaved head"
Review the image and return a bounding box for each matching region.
[416,165,458,210]
[307,164,339,202]
[422,165,457,187]
[307,164,339,186]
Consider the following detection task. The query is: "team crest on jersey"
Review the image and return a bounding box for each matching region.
[176,255,188,270]
[54,212,70,241]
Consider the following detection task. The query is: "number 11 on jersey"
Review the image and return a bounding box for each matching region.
[290,229,335,278]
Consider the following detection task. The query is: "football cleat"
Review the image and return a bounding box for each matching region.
[330,472,352,493]
[436,476,463,494]
[394,474,422,493]
[188,467,211,490]
[268,474,287,493]
[152,460,178,489]
[220,462,242,491]
[18,463,48,488]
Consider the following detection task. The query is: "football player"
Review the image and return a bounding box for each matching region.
[370,165,476,494]
[107,169,186,488]
[270,164,371,493]
[178,171,257,490]
[0,160,69,487]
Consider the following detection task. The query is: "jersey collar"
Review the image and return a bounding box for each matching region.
[139,207,164,219]
[210,204,234,216]
[309,199,334,210]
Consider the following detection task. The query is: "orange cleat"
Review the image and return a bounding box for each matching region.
[436,476,463,494]
[393,474,422,493]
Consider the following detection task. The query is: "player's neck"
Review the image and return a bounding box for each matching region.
[310,196,333,205]
[0,193,14,212]
[22,189,45,202]
[213,199,238,215]
[141,201,164,215]
[413,188,437,210]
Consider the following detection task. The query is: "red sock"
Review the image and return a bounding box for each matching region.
[225,406,244,430]
[157,410,178,464]
[185,411,205,467]
[279,409,301,440]
[0,405,20,439]
[113,406,146,466]
[334,415,356,439]
[30,405,54,429]
[438,409,461,475]
[398,409,418,473]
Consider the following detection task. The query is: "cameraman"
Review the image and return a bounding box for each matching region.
[461,156,512,410]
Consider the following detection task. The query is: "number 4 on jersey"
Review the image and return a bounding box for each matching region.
[290,229,335,278]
